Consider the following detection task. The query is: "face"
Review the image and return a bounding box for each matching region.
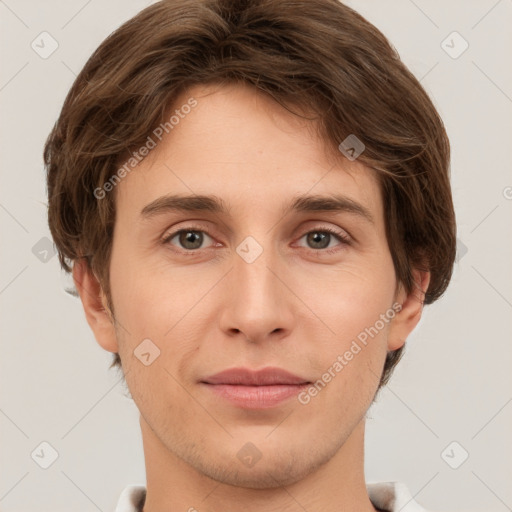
[76,82,427,489]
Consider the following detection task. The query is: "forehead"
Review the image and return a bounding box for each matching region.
[114,82,383,224]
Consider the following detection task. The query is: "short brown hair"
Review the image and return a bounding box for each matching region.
[44,0,456,388]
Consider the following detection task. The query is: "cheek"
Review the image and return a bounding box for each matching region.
[108,243,178,329]
[304,265,394,381]
[305,318,389,414]
[109,255,213,381]
[305,259,396,325]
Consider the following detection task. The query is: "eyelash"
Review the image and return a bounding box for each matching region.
[161,225,351,255]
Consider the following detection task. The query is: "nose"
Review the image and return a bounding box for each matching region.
[218,235,295,345]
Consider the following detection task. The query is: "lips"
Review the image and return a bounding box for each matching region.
[200,367,311,409]
[201,366,310,386]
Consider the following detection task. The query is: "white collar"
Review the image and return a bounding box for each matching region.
[114,481,429,512]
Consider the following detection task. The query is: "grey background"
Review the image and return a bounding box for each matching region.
[1,1,511,511]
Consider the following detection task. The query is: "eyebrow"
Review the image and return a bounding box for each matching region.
[140,193,374,224]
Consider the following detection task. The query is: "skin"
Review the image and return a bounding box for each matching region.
[73,82,429,512]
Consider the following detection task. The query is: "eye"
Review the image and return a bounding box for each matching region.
[296,227,351,254]
[162,226,215,251]
[162,225,351,255]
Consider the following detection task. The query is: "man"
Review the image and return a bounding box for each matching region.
[44,1,456,511]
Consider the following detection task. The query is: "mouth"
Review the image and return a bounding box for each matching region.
[200,366,311,409]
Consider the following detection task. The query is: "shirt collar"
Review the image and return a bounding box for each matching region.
[114,481,428,512]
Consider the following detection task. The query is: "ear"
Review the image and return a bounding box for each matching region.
[387,269,431,351]
[72,259,119,354]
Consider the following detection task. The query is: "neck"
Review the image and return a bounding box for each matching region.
[140,414,381,512]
